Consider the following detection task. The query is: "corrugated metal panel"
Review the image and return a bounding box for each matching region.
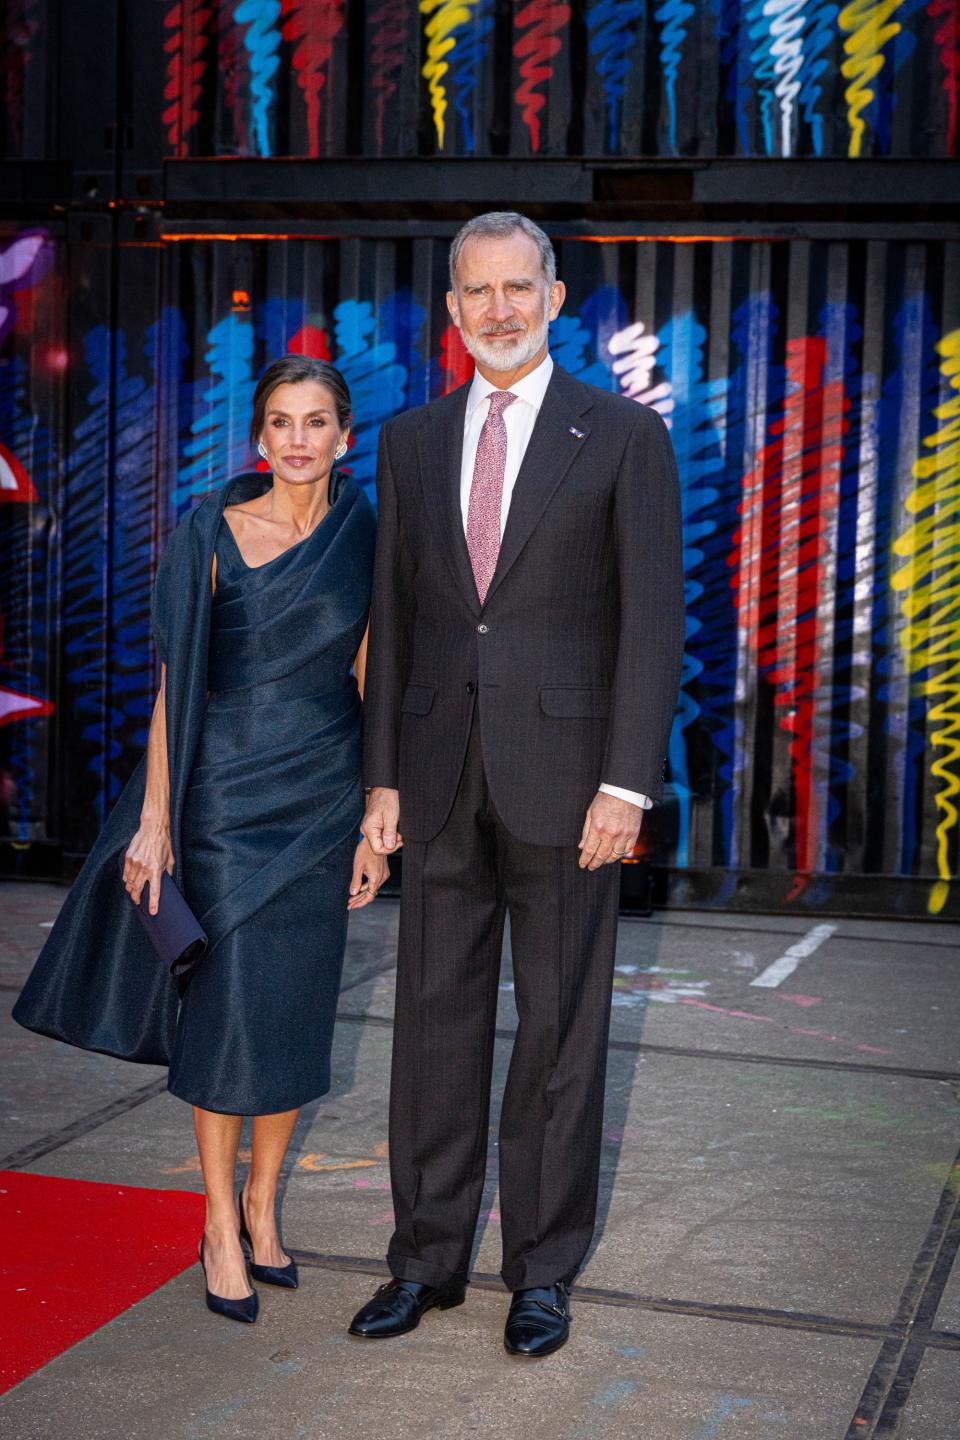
[2,228,958,914]
[150,3,959,160]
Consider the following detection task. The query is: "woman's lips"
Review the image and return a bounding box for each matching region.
[283,455,313,467]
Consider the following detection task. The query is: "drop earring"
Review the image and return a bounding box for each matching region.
[334,442,347,461]
[257,441,268,460]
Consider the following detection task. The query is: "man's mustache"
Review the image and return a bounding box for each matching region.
[479,323,526,337]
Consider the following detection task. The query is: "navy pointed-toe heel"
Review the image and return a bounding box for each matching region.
[198,1236,259,1323]
[238,1190,299,1290]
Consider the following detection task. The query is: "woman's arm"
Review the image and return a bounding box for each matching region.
[122,664,175,915]
[353,624,369,701]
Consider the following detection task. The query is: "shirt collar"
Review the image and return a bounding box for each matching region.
[465,351,554,421]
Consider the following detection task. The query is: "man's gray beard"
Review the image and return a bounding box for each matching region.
[462,313,549,373]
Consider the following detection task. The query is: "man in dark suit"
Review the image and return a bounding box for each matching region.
[349,212,684,1357]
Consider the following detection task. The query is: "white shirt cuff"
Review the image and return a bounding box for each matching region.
[599,783,653,810]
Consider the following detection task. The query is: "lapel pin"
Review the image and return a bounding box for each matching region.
[569,426,585,439]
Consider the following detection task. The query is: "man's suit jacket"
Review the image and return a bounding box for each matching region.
[363,362,685,848]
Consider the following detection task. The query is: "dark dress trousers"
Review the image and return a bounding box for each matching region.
[363,363,684,1291]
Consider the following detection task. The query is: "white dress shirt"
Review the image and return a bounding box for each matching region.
[460,353,652,814]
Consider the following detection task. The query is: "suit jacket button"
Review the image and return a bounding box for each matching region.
[466,682,476,694]
[477,624,489,634]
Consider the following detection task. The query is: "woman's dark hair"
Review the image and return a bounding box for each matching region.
[249,355,352,447]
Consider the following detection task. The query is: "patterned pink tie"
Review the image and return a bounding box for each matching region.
[466,389,517,603]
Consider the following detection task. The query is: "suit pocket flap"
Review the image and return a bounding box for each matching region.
[400,683,437,716]
[539,686,611,719]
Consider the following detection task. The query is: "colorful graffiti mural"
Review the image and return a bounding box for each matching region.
[1,230,958,916]
[139,1,960,158]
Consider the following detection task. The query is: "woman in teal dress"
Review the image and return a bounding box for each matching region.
[14,356,385,1323]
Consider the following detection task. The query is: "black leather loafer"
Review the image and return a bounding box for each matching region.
[504,1283,570,1357]
[348,1278,466,1338]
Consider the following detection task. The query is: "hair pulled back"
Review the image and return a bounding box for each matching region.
[249,355,352,449]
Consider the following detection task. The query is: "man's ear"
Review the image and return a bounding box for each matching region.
[548,280,566,322]
[446,289,460,327]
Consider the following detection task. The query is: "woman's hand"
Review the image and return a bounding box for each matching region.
[123,820,175,915]
[348,837,389,911]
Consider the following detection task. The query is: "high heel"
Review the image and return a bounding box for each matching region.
[238,1190,299,1289]
[198,1236,259,1323]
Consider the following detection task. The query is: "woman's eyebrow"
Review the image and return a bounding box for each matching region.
[266,408,332,418]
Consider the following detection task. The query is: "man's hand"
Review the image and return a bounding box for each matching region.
[363,786,403,855]
[578,791,643,871]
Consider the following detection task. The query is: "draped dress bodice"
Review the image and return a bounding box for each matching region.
[181,479,374,949]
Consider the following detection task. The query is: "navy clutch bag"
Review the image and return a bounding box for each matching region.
[121,857,208,979]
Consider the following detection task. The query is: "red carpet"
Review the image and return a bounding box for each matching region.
[0,1172,205,1394]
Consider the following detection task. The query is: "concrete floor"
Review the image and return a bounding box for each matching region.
[1,882,958,1440]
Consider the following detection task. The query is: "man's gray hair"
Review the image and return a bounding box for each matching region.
[449,212,557,288]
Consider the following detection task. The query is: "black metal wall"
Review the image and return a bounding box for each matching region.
[1,3,959,917]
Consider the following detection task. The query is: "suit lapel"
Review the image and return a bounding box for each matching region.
[483,365,593,606]
[416,381,480,614]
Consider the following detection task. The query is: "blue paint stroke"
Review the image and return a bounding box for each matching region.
[590,1379,638,1408]
[871,0,925,154]
[871,293,942,875]
[656,310,727,869]
[332,298,408,504]
[257,295,307,362]
[714,1,845,156]
[744,0,779,155]
[693,1394,753,1440]
[798,3,839,156]
[106,324,169,795]
[235,0,282,157]
[449,1,495,155]
[654,0,694,152]
[379,289,432,410]
[176,314,257,517]
[61,328,160,807]
[0,356,56,839]
[581,284,630,376]
[548,309,614,390]
[816,299,871,879]
[710,0,747,146]
[585,1,644,152]
[59,326,114,816]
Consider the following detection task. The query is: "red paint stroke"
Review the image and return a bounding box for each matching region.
[0,1173,204,1394]
[287,322,330,359]
[439,323,474,393]
[163,1,212,156]
[513,1,571,152]
[220,2,250,153]
[777,993,822,1008]
[0,450,52,729]
[928,0,960,156]
[280,0,345,158]
[679,997,894,1056]
[729,336,848,886]
[0,441,38,504]
[368,0,409,153]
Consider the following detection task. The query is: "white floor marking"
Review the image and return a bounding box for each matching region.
[749,923,838,989]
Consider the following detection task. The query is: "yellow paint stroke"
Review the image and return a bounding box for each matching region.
[838,1,909,157]
[296,1139,388,1172]
[420,1,478,148]
[891,327,960,915]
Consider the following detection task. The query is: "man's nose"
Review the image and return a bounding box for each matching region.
[487,289,514,320]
